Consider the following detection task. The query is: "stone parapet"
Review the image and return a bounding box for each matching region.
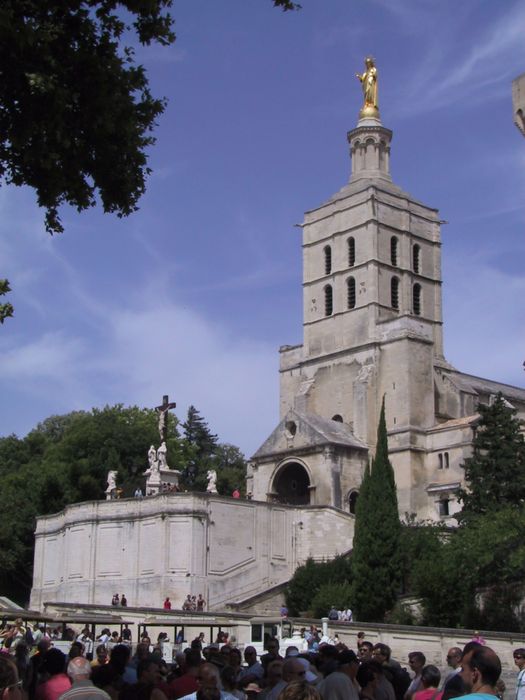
[30,494,355,612]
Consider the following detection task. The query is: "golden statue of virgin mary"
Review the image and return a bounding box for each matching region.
[355,56,379,119]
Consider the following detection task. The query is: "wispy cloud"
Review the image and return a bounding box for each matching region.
[0,273,278,455]
[382,1,525,116]
[1,331,86,379]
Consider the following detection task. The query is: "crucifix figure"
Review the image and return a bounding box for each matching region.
[155,394,177,444]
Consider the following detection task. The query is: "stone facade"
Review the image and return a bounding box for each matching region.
[513,72,525,136]
[251,110,525,523]
[30,493,354,610]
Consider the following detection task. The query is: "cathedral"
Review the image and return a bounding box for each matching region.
[248,60,525,524]
[30,65,525,612]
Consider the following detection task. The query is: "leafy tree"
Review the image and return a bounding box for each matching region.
[179,408,247,494]
[285,555,352,616]
[398,515,447,595]
[0,279,13,323]
[412,506,525,630]
[458,394,525,519]
[350,398,401,622]
[0,1,175,235]
[213,443,247,496]
[310,582,353,619]
[273,0,301,8]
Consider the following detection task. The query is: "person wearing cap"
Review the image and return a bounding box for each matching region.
[318,651,359,700]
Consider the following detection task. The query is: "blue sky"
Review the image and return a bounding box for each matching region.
[1,0,524,458]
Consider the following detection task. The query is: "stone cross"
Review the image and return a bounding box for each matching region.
[155,394,177,444]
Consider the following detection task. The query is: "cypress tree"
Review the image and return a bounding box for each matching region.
[350,398,401,621]
[182,405,218,487]
[458,393,525,519]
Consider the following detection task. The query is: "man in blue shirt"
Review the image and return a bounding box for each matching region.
[453,646,501,700]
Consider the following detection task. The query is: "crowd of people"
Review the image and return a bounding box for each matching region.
[0,619,523,700]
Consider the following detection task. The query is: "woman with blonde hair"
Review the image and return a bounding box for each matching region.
[278,681,321,700]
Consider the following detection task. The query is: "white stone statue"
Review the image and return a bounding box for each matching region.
[157,441,168,470]
[105,470,118,500]
[147,444,159,473]
[206,469,218,494]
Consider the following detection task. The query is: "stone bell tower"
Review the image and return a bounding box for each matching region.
[251,60,448,517]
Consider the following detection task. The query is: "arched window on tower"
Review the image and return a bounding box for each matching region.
[391,277,399,310]
[412,244,420,274]
[324,285,333,316]
[348,237,356,267]
[413,283,422,316]
[348,490,359,515]
[347,277,356,309]
[324,245,332,275]
[391,236,398,267]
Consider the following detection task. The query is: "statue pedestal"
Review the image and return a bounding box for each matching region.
[144,467,181,496]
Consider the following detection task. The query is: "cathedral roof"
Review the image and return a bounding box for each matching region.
[429,414,480,432]
[452,371,525,404]
[251,409,367,461]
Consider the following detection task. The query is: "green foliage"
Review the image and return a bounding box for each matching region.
[0,1,175,235]
[398,515,447,595]
[310,583,353,619]
[350,398,401,622]
[213,443,247,496]
[479,583,524,632]
[273,0,302,9]
[0,279,13,323]
[181,405,219,489]
[458,394,525,519]
[179,407,247,494]
[285,555,352,616]
[411,506,525,630]
[384,600,416,626]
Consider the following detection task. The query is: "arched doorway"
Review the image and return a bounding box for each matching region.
[273,462,311,505]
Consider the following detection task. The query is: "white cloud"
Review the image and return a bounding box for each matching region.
[0,291,279,456]
[1,331,85,379]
